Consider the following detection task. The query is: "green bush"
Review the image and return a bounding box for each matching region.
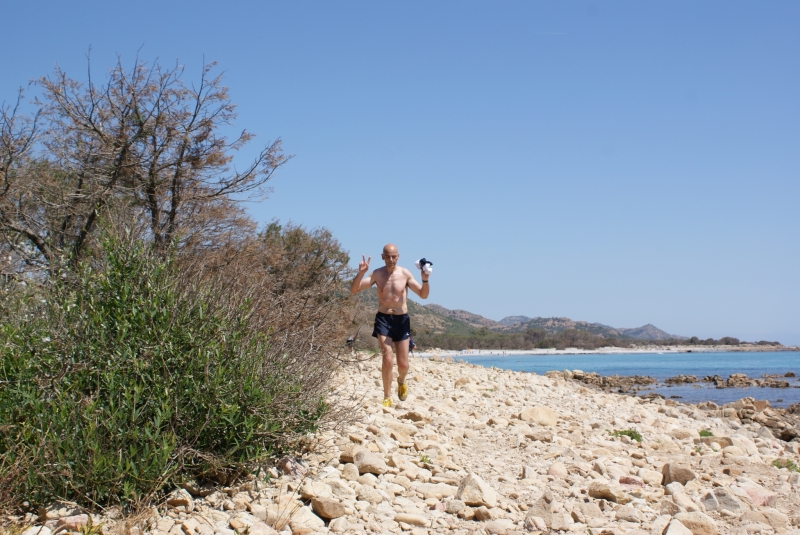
[610,429,643,442]
[772,459,799,472]
[699,430,714,437]
[0,236,327,510]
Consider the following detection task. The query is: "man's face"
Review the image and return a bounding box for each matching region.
[382,250,399,268]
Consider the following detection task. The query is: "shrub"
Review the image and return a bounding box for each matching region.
[610,429,643,442]
[0,233,341,511]
[699,430,714,437]
[772,459,800,472]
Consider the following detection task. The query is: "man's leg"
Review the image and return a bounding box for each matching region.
[377,334,395,399]
[394,338,410,400]
[394,338,410,385]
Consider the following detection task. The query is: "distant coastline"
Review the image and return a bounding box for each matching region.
[417,344,797,357]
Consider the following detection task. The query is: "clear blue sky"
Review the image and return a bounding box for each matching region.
[3,2,798,343]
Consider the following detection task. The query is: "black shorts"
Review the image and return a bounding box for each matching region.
[372,312,411,342]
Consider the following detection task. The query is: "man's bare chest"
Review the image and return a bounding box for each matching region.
[375,272,407,294]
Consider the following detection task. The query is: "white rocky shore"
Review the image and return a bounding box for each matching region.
[17,353,800,535]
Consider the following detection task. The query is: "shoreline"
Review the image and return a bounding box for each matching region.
[417,345,798,358]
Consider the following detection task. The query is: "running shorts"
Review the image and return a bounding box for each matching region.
[372,312,411,342]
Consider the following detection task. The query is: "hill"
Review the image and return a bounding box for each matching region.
[424,305,685,341]
[353,293,684,341]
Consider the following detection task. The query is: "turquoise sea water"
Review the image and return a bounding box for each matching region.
[454,351,800,408]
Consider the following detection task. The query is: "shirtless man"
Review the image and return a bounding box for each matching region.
[350,244,430,407]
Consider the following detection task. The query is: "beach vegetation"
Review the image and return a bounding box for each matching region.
[772,459,799,472]
[419,453,432,464]
[0,57,356,513]
[699,430,714,437]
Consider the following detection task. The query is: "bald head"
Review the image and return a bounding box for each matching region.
[381,243,399,270]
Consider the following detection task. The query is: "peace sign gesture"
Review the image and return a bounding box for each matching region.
[358,254,371,274]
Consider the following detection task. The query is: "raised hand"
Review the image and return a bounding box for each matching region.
[358,254,371,274]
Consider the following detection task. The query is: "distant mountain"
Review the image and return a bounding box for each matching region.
[618,324,682,341]
[496,316,623,337]
[422,303,686,341]
[354,293,685,341]
[498,315,532,326]
[424,304,501,330]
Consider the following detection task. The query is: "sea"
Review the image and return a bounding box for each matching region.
[450,351,800,408]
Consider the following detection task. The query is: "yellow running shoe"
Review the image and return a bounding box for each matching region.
[382,397,392,407]
[397,382,408,401]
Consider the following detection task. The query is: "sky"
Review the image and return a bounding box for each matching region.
[2,2,798,344]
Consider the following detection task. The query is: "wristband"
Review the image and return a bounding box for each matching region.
[422,280,429,283]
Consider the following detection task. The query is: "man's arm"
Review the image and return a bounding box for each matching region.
[407,268,430,299]
[350,254,373,294]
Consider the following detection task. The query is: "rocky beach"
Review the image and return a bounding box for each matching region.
[12,353,800,535]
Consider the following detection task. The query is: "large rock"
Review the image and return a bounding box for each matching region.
[662,462,696,485]
[700,488,742,512]
[652,515,672,535]
[311,497,345,519]
[288,506,325,531]
[445,499,466,514]
[547,462,568,478]
[739,484,776,507]
[355,485,382,504]
[166,489,194,512]
[525,491,553,527]
[615,504,641,522]
[730,436,759,456]
[341,463,359,481]
[456,473,498,508]
[394,513,431,527]
[741,509,789,531]
[577,501,603,519]
[382,419,419,437]
[638,468,663,486]
[665,519,695,535]
[587,481,632,504]
[485,518,515,535]
[519,406,558,426]
[550,513,573,531]
[299,481,333,500]
[525,515,548,531]
[673,512,718,535]
[670,428,693,440]
[338,443,366,463]
[722,446,745,457]
[415,482,457,499]
[353,450,387,475]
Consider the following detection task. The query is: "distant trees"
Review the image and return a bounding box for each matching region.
[414,328,638,351]
[1,57,286,276]
[687,336,742,346]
